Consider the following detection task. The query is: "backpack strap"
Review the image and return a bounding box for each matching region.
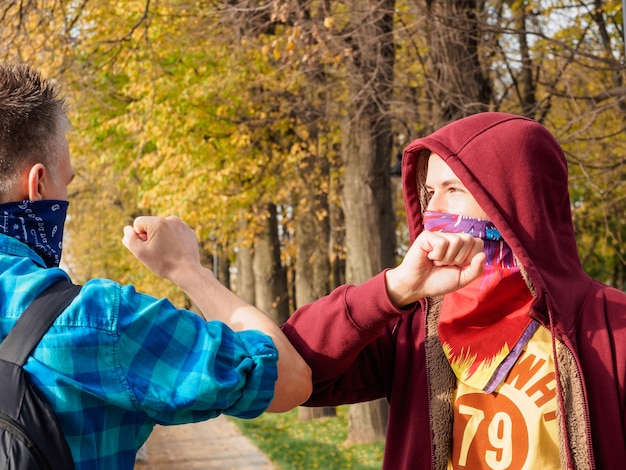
[0,280,82,366]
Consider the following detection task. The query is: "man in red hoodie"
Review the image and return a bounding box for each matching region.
[282,112,626,469]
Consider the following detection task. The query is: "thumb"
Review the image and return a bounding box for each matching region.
[122,224,146,252]
[458,252,486,288]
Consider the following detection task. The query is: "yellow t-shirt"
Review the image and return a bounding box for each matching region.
[448,326,560,470]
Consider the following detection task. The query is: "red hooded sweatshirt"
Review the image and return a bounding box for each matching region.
[282,112,626,469]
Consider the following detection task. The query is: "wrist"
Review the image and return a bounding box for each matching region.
[384,267,417,308]
[168,264,215,290]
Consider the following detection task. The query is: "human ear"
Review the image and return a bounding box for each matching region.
[27,163,46,201]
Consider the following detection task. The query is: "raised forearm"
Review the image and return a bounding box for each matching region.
[122,216,312,412]
[173,264,312,412]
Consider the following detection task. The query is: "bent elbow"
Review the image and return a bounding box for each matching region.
[296,361,313,405]
[267,360,312,413]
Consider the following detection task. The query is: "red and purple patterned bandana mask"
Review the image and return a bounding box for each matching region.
[423,210,516,268]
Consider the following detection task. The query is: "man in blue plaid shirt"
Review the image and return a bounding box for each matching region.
[0,62,311,469]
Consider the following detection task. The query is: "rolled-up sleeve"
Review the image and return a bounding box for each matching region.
[113,284,278,423]
[229,330,278,418]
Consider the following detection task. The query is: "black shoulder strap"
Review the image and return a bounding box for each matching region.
[0,280,82,366]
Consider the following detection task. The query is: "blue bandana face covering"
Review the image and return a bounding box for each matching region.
[0,200,69,268]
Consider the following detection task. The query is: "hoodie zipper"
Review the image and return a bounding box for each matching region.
[422,297,438,470]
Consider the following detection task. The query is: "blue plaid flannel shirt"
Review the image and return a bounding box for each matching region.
[0,234,278,469]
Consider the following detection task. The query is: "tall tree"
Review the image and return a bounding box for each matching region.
[336,0,397,444]
[294,150,337,421]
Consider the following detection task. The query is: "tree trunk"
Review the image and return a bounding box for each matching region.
[347,399,389,444]
[236,216,255,304]
[253,203,289,324]
[341,0,397,444]
[294,153,332,309]
[330,199,346,289]
[299,406,337,421]
[295,150,337,422]
[215,241,231,290]
[424,0,492,125]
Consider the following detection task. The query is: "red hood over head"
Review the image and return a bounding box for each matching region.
[402,112,590,326]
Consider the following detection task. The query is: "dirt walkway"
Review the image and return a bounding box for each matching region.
[134,415,275,470]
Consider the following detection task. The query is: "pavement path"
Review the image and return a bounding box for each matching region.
[134,415,276,470]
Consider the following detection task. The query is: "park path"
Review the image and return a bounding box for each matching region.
[134,415,276,470]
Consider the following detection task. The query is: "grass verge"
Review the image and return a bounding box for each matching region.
[231,405,384,469]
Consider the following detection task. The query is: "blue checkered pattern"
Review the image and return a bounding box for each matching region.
[0,234,278,469]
